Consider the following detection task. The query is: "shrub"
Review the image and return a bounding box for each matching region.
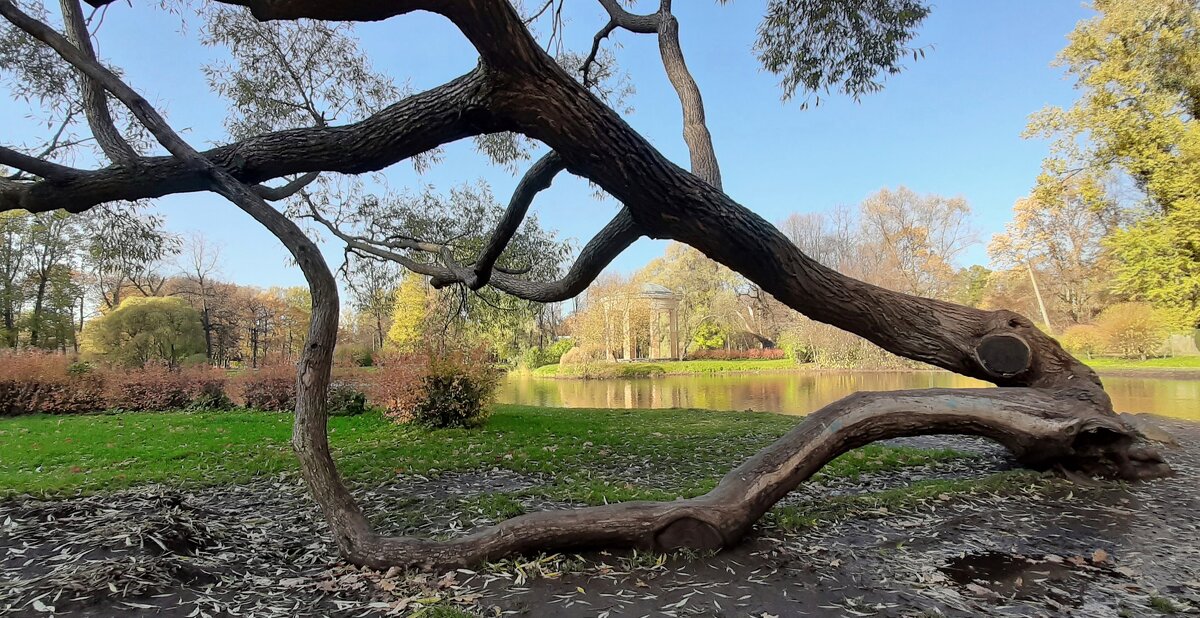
[365,352,425,421]
[67,361,93,376]
[105,365,233,412]
[519,347,552,370]
[560,346,606,365]
[327,381,369,416]
[412,351,500,428]
[188,378,234,411]
[1095,302,1169,359]
[1059,324,1104,358]
[691,323,726,350]
[518,338,575,370]
[350,347,375,367]
[776,321,914,369]
[238,364,296,411]
[0,352,241,415]
[685,348,786,360]
[105,366,194,411]
[777,329,814,363]
[81,296,206,368]
[0,351,105,416]
[548,337,575,360]
[369,348,499,428]
[333,345,375,368]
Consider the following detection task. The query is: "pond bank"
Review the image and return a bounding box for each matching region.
[1,407,1197,616]
[529,357,1200,380]
[502,370,1200,420]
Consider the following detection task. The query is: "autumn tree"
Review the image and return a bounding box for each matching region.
[1028,0,1200,326]
[860,187,977,299]
[386,273,428,352]
[173,235,223,362]
[0,0,1172,571]
[82,296,206,367]
[635,243,736,353]
[1094,302,1171,360]
[23,210,79,348]
[0,211,29,346]
[271,286,312,361]
[989,180,1117,325]
[565,273,652,361]
[344,256,399,352]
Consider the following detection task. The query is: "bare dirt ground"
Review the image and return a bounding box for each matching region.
[2,416,1198,617]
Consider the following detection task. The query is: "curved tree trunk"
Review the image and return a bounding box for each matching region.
[340,387,1168,570]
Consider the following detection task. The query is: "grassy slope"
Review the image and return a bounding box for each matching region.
[1086,356,1200,370]
[532,358,798,378]
[0,405,967,501]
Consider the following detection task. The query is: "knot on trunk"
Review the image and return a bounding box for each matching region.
[976,333,1031,379]
[654,516,724,551]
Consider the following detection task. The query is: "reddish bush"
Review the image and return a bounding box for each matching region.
[0,351,105,416]
[364,352,426,422]
[237,363,297,411]
[105,365,231,411]
[367,347,499,428]
[685,348,785,361]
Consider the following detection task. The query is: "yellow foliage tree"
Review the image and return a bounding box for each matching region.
[385,274,427,352]
[1027,0,1200,326]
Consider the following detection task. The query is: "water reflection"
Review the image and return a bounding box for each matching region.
[498,371,1200,420]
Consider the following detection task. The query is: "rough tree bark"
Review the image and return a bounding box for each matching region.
[2,0,1174,572]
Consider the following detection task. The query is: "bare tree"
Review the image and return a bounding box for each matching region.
[0,0,1171,571]
[344,255,399,351]
[859,187,978,299]
[175,234,223,361]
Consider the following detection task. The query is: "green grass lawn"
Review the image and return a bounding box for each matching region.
[532,358,800,378]
[0,405,967,501]
[1086,356,1200,370]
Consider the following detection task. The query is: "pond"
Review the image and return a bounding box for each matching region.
[498,370,1200,421]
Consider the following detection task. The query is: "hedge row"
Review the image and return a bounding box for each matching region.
[0,350,495,428]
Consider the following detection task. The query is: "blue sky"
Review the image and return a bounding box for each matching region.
[6,1,1093,292]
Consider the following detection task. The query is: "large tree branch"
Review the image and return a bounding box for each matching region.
[0,67,499,214]
[314,204,642,303]
[439,0,1093,394]
[0,145,83,181]
[252,171,319,201]
[59,0,137,163]
[596,0,660,33]
[654,10,722,188]
[469,151,565,289]
[587,0,721,187]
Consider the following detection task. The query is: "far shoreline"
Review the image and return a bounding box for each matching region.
[524,359,1200,381]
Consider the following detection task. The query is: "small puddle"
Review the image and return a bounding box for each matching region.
[942,551,1075,599]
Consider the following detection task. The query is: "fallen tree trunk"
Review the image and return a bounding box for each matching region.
[340,387,1169,570]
